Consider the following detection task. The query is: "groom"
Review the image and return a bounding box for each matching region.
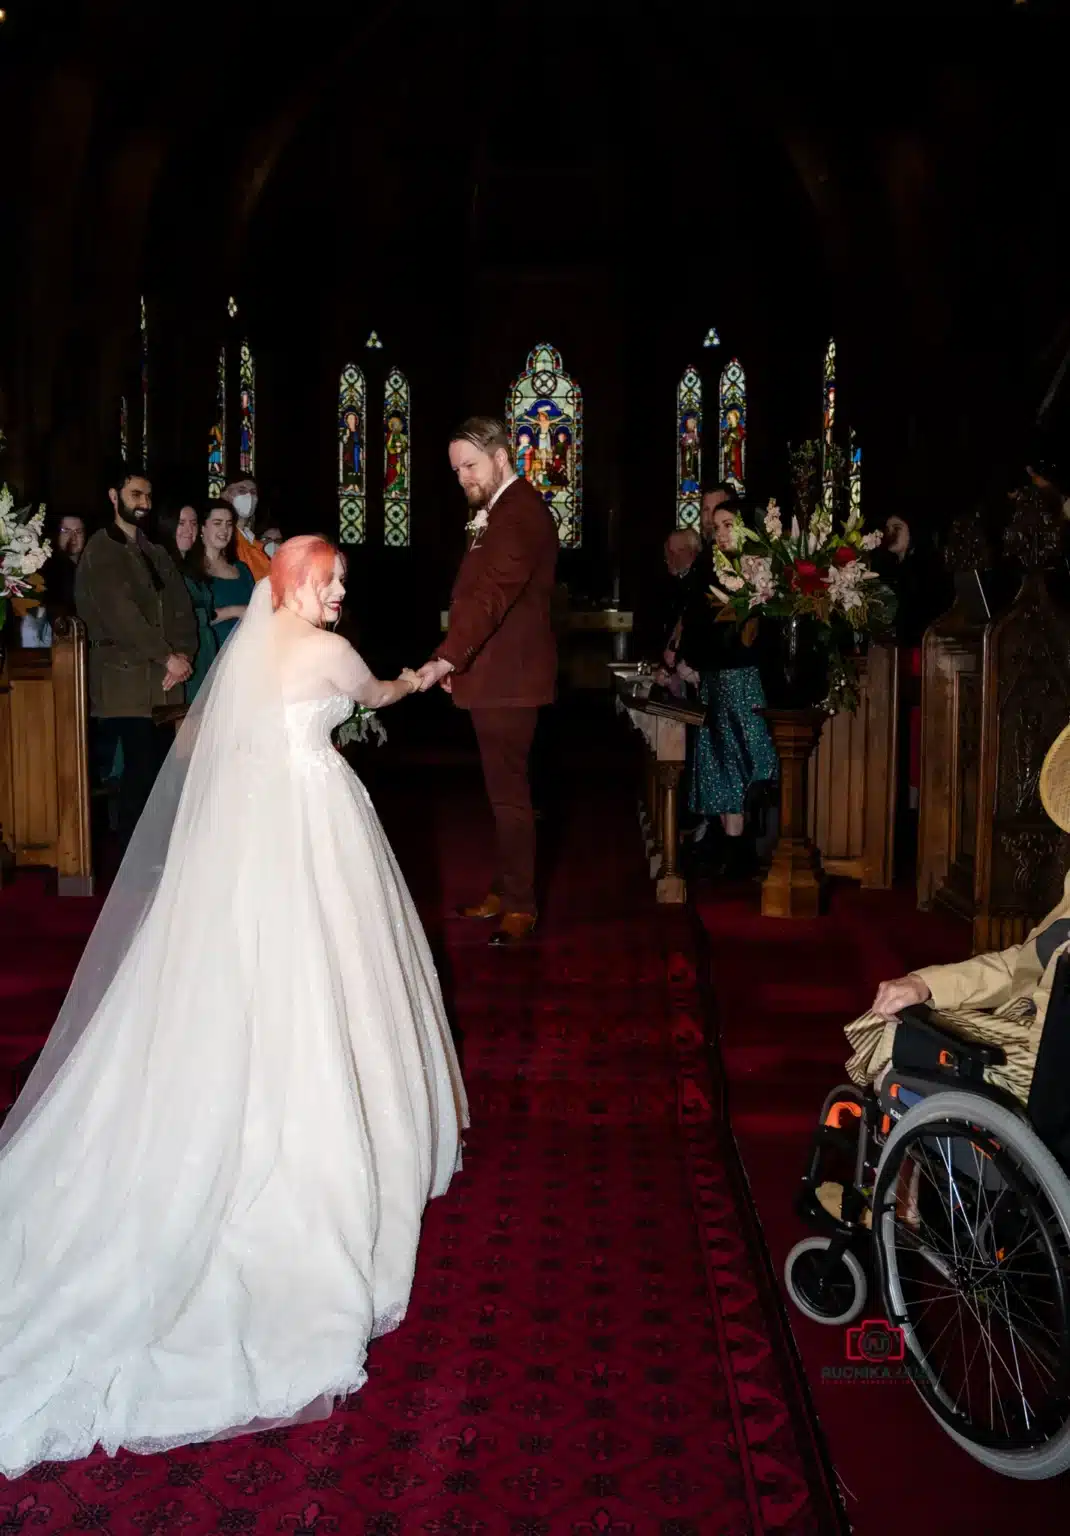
[416,417,558,946]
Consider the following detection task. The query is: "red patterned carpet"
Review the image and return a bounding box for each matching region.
[694,874,1070,1531]
[0,709,841,1536]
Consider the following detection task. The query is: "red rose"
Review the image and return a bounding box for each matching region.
[833,546,858,566]
[791,559,824,596]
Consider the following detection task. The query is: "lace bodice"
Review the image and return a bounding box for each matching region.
[283,694,354,775]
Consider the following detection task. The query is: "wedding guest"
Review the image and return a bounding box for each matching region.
[255,513,283,557]
[43,513,86,618]
[876,513,953,648]
[222,478,272,582]
[189,500,255,648]
[156,500,217,701]
[75,463,196,850]
[677,500,777,878]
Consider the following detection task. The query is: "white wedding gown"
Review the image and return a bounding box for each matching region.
[0,594,468,1480]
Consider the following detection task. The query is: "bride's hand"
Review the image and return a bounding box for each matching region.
[399,668,421,695]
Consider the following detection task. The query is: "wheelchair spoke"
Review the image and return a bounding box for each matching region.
[877,1115,1070,1452]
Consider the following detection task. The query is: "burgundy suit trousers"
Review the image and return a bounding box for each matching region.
[470,707,539,915]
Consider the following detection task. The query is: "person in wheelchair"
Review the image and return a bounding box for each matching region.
[844,722,1070,1108]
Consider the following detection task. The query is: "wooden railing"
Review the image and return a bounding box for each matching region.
[0,619,94,895]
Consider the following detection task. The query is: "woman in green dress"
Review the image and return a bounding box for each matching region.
[187,501,255,660]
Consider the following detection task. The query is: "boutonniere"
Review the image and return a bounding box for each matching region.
[466,508,489,544]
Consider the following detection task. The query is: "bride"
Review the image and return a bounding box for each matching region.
[0,535,468,1479]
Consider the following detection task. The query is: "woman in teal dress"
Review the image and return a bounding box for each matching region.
[156,501,220,703]
[677,499,778,877]
[188,501,255,658]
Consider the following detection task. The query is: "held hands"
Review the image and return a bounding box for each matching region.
[413,658,454,693]
[871,974,931,1021]
[398,668,421,695]
[162,653,193,693]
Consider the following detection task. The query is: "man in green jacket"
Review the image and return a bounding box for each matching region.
[75,464,197,850]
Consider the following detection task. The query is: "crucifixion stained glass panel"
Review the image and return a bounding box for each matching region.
[506,342,581,548]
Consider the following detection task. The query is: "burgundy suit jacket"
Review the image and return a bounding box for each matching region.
[435,476,559,709]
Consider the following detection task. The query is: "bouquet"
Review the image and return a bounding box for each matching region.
[0,483,51,633]
[709,498,895,713]
[334,706,386,750]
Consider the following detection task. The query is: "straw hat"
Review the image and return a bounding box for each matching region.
[1040,722,1070,833]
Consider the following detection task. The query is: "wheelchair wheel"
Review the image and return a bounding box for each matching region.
[784,1237,867,1325]
[874,1090,1070,1479]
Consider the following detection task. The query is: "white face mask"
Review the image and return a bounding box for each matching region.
[231,492,255,521]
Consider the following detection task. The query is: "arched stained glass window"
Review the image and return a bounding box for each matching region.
[140,296,149,469]
[120,395,129,463]
[507,342,582,548]
[676,365,702,531]
[338,362,366,545]
[849,428,861,518]
[718,357,746,493]
[703,326,721,348]
[239,340,256,477]
[383,367,411,547]
[208,345,226,498]
[822,337,836,512]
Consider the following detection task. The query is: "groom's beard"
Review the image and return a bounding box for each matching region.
[464,469,507,511]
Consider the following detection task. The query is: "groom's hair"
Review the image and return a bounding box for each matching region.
[450,417,512,464]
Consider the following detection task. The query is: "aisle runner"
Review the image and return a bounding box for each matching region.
[0,744,841,1534]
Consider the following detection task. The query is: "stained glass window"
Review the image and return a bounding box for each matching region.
[120,395,129,463]
[849,428,861,518]
[718,357,746,493]
[365,330,383,350]
[227,295,238,319]
[383,367,411,547]
[338,361,366,545]
[239,340,255,477]
[208,345,226,498]
[507,342,582,548]
[703,327,721,348]
[140,295,148,469]
[676,366,702,531]
[822,337,837,512]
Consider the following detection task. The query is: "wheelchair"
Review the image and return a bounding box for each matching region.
[784,962,1070,1481]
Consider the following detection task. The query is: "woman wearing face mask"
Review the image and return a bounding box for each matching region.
[189,501,256,651]
[0,536,466,1476]
[157,501,218,702]
[223,479,273,582]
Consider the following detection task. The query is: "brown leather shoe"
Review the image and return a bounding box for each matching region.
[456,893,502,920]
[488,912,537,946]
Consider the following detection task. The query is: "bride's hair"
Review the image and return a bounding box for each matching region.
[269,534,345,610]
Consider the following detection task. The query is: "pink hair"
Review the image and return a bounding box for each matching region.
[269,535,346,610]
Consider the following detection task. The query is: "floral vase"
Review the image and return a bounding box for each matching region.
[765,615,829,710]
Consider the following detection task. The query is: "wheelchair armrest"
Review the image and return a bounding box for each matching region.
[893,1005,1007,1079]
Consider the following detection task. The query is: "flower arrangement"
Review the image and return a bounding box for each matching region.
[334,706,386,750]
[708,493,895,713]
[0,482,51,633]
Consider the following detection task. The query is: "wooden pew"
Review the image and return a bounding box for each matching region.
[0,619,94,895]
[806,644,899,889]
[613,668,705,904]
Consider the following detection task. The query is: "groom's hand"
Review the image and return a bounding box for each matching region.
[415,658,454,692]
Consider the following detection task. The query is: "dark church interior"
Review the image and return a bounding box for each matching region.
[3,3,1070,1532]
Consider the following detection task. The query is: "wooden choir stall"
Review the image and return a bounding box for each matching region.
[917,489,1070,952]
[0,619,94,895]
